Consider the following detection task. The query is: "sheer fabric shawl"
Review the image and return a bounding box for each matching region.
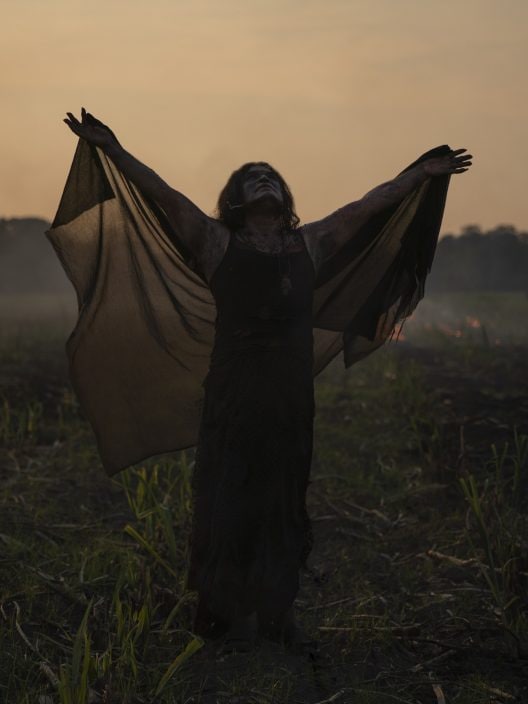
[46,141,451,475]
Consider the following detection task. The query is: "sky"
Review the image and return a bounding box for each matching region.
[1,0,527,234]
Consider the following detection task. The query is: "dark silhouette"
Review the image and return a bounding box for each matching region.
[48,107,471,653]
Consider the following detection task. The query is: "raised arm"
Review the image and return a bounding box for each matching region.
[302,148,472,274]
[64,108,228,281]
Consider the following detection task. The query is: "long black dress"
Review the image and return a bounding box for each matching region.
[187,232,316,630]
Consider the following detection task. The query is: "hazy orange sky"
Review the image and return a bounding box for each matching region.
[2,0,527,234]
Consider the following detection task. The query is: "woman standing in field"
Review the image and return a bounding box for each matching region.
[54,108,472,653]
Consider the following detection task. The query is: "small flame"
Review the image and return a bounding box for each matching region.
[465,316,482,329]
[437,323,463,338]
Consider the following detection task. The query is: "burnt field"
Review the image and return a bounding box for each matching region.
[1,292,527,703]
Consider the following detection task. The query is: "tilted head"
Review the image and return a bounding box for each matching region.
[216,162,300,231]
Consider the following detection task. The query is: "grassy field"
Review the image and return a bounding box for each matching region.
[1,293,527,703]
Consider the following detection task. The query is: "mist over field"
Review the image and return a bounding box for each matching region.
[3,218,528,291]
[1,217,527,346]
[0,218,70,295]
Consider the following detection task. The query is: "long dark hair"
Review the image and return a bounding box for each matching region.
[216,162,300,232]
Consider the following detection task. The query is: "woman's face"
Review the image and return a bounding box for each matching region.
[241,165,284,208]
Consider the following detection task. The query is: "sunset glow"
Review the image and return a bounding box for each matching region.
[1,0,527,233]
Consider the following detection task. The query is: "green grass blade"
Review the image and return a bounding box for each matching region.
[79,633,91,704]
[154,636,203,697]
[71,598,92,692]
[124,524,178,578]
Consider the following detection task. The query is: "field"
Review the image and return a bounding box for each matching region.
[1,292,527,703]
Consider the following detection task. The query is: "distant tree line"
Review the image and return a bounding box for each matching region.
[427,225,528,293]
[0,218,527,295]
[0,217,71,294]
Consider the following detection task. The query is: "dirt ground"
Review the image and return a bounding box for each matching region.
[176,342,528,703]
[1,335,527,703]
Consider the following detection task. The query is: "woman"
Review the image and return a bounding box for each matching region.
[58,109,472,652]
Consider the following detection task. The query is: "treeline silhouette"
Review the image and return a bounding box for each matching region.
[427,224,528,293]
[0,217,71,294]
[0,218,527,295]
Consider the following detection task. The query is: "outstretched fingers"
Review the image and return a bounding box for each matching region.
[424,148,473,176]
[450,148,473,173]
[65,111,80,125]
[63,112,82,135]
[64,108,92,136]
[64,108,90,126]
[63,107,118,149]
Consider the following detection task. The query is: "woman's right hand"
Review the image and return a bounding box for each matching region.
[64,107,121,152]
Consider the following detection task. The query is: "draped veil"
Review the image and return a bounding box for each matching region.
[46,142,451,474]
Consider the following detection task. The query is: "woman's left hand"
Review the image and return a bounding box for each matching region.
[423,148,473,176]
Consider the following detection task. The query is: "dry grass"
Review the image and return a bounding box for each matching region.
[1,294,527,703]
